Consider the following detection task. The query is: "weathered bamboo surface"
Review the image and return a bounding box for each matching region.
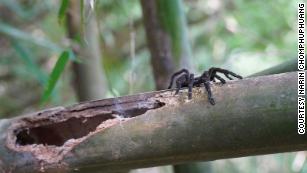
[0,71,302,173]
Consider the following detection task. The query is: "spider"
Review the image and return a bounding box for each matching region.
[167,67,243,105]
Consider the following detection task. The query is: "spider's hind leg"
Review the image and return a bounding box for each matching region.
[174,74,188,95]
[168,69,190,89]
[188,73,195,99]
[175,81,182,95]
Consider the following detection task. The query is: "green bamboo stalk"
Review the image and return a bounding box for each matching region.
[140,0,192,90]
[140,0,193,172]
[66,0,108,101]
[156,0,192,68]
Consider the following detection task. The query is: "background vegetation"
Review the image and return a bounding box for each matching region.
[0,0,302,172]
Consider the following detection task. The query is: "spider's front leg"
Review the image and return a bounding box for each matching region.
[204,81,215,105]
[208,67,243,82]
[199,72,216,105]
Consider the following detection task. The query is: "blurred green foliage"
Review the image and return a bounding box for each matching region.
[58,0,69,24]
[157,0,184,59]
[41,50,72,103]
[0,0,302,172]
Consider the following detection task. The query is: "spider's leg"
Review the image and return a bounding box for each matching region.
[225,70,243,79]
[209,67,243,80]
[175,80,182,95]
[204,81,215,105]
[208,68,216,81]
[213,74,226,84]
[167,69,190,89]
[224,73,233,80]
[188,73,195,99]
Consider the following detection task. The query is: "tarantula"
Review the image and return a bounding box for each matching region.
[167,67,242,105]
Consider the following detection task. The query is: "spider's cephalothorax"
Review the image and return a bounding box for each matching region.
[167,67,243,105]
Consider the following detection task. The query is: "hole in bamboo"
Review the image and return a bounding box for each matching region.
[15,100,165,146]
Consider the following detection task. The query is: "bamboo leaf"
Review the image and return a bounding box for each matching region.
[58,0,70,24]
[80,0,84,31]
[11,40,47,85]
[41,51,70,103]
[0,22,61,51]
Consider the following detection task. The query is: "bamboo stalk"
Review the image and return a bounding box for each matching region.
[0,72,301,172]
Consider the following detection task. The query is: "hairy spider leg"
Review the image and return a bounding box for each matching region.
[188,73,195,99]
[167,69,190,89]
[204,81,215,105]
[208,68,217,81]
[199,73,216,105]
[208,67,243,81]
[175,81,182,95]
[213,74,226,84]
[224,74,233,80]
[200,70,209,79]
[175,75,187,95]
[192,76,203,86]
